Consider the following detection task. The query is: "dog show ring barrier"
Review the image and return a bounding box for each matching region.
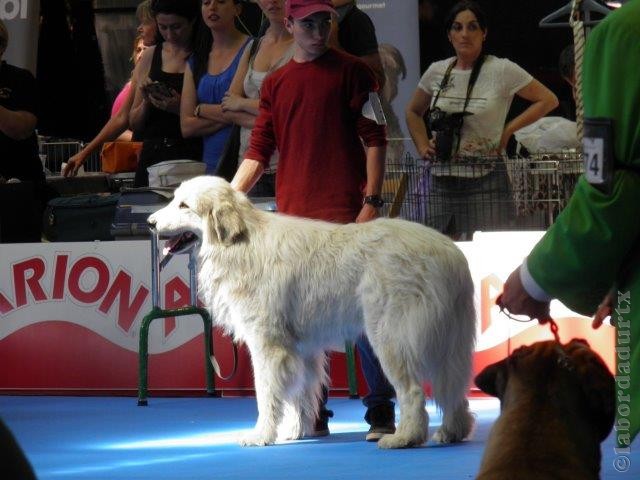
[38,137,102,175]
[384,150,584,233]
[137,228,218,406]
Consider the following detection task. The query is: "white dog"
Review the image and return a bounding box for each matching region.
[148,176,476,449]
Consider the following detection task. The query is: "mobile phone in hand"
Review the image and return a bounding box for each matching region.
[145,81,174,98]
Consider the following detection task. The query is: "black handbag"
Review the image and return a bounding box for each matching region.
[43,193,121,242]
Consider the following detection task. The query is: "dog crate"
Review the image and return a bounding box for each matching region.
[39,137,101,175]
[383,150,584,235]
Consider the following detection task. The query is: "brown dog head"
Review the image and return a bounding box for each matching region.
[475,339,615,442]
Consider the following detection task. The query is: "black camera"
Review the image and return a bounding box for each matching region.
[426,107,472,161]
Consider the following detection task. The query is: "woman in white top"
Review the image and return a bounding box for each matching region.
[405,0,558,237]
[220,0,294,196]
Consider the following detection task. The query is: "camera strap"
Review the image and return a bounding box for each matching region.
[431,59,458,109]
[431,55,486,155]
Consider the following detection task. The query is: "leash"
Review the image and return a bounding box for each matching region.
[495,293,561,343]
[495,295,578,372]
[570,0,586,142]
[210,344,238,382]
[156,233,239,382]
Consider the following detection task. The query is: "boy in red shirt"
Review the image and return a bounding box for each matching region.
[231,0,394,441]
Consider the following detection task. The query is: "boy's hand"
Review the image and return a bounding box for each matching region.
[355,204,380,223]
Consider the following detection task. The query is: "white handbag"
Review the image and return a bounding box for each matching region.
[147,159,206,187]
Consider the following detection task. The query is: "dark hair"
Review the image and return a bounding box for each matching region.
[151,0,200,23]
[191,0,243,87]
[444,0,488,33]
[558,44,575,79]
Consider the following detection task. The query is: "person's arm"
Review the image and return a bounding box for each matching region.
[500,265,551,321]
[356,144,386,223]
[353,60,387,223]
[232,75,276,191]
[0,106,36,140]
[405,87,435,159]
[230,158,265,193]
[221,103,256,129]
[63,82,136,176]
[357,52,385,91]
[180,62,228,138]
[220,46,259,128]
[498,79,559,152]
[129,46,155,132]
[225,44,260,115]
[501,173,640,318]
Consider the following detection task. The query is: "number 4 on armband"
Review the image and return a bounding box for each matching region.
[582,117,614,194]
[584,137,604,184]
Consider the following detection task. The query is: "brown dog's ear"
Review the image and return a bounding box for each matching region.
[206,201,246,246]
[475,358,509,400]
[565,340,616,441]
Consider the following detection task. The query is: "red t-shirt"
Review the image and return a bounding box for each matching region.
[245,48,387,223]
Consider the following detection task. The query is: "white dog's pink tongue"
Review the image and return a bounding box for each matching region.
[163,236,181,255]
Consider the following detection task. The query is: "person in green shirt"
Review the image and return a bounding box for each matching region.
[500,0,640,450]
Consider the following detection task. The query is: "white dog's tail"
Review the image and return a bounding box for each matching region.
[429,269,476,442]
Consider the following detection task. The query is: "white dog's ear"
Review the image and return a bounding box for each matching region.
[206,201,246,246]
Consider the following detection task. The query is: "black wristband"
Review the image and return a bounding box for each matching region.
[363,195,384,208]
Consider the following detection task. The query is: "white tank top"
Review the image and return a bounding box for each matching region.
[239,38,294,172]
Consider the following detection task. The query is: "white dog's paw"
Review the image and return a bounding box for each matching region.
[278,420,304,441]
[431,427,463,444]
[377,433,420,449]
[238,430,275,447]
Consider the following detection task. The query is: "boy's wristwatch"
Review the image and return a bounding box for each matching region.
[363,195,384,208]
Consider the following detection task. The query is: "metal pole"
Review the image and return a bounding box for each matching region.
[189,250,198,306]
[150,230,160,309]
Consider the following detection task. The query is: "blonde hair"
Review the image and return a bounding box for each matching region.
[0,19,8,55]
[136,0,154,24]
[130,33,144,63]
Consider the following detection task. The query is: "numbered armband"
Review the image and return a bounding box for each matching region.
[361,92,387,126]
[583,117,615,194]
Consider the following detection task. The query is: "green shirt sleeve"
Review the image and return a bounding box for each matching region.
[527,172,640,315]
[525,1,640,316]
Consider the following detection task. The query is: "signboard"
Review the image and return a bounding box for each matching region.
[1,0,39,74]
[0,234,614,393]
[360,0,421,160]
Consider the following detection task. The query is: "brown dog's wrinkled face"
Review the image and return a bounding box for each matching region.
[475,339,615,442]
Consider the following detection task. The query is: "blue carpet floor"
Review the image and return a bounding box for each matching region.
[1,396,638,479]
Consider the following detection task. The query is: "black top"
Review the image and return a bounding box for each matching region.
[0,61,44,184]
[142,43,188,141]
[337,4,379,57]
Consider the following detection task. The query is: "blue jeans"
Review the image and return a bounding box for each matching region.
[320,336,395,419]
[356,335,395,410]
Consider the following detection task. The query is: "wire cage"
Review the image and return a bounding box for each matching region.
[38,138,102,175]
[381,150,584,236]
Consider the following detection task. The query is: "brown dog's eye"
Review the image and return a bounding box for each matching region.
[179,202,189,209]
